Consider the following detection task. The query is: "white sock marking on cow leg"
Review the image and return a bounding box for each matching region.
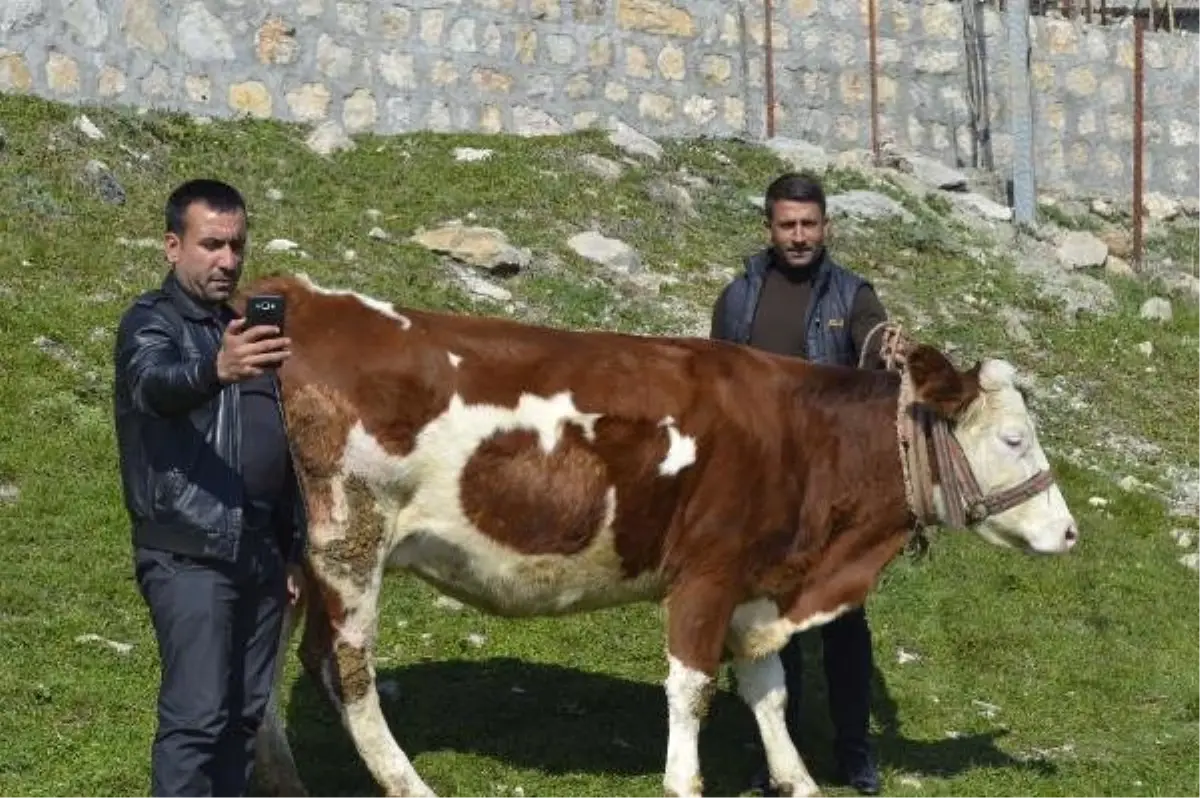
[663,655,710,797]
[733,653,820,798]
[331,594,436,798]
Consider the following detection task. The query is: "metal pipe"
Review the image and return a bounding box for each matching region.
[1133,7,1145,270]
[764,0,776,139]
[868,0,880,163]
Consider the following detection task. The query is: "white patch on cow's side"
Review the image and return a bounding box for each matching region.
[663,655,710,798]
[658,418,697,477]
[447,351,463,368]
[330,392,662,617]
[733,653,820,798]
[726,598,854,660]
[296,272,413,330]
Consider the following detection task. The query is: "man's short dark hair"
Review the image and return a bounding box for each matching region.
[764,172,826,221]
[165,179,246,236]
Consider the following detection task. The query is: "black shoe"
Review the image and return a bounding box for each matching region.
[835,745,880,796]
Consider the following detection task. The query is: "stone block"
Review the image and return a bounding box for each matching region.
[343,88,376,132]
[638,92,674,122]
[513,106,562,136]
[123,0,167,54]
[657,43,685,80]
[287,83,331,121]
[472,68,513,93]
[229,81,272,118]
[573,111,599,130]
[1099,75,1125,105]
[298,0,322,16]
[337,1,367,35]
[1170,120,1197,147]
[921,3,958,40]
[142,65,170,96]
[546,33,576,64]
[516,28,537,64]
[378,51,415,89]
[839,72,865,105]
[98,66,125,97]
[617,0,695,37]
[0,52,31,95]
[317,34,352,79]
[605,81,629,102]
[835,115,859,144]
[179,1,234,61]
[1044,103,1065,132]
[1044,18,1078,55]
[747,18,789,49]
[381,8,410,39]
[1065,66,1096,97]
[480,105,503,134]
[626,45,652,79]
[482,23,502,55]
[1107,113,1131,143]
[428,99,452,131]
[1078,109,1096,136]
[532,0,561,19]
[914,49,960,75]
[46,52,80,95]
[566,73,592,99]
[790,0,817,17]
[448,18,477,52]
[431,61,459,87]
[720,13,739,45]
[257,17,298,65]
[420,10,444,46]
[683,95,717,125]
[589,37,612,67]
[574,0,605,23]
[184,74,210,103]
[702,55,732,87]
[1032,61,1055,92]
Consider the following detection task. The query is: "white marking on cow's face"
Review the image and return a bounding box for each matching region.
[447,351,462,368]
[335,393,663,617]
[664,655,710,798]
[296,272,413,330]
[658,416,697,477]
[726,599,853,659]
[951,359,1078,555]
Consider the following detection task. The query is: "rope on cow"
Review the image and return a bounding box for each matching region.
[863,320,935,559]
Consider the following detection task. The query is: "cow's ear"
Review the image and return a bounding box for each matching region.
[907,345,981,419]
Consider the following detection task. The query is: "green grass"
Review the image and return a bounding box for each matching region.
[0,92,1197,797]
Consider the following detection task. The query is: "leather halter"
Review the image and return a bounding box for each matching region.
[863,323,1057,530]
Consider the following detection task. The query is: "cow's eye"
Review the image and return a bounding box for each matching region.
[1002,430,1025,448]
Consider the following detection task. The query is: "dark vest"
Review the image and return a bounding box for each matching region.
[718,248,867,367]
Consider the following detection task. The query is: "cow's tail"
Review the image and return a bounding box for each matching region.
[253,571,310,796]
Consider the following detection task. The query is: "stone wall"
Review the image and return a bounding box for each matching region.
[1,0,1195,201]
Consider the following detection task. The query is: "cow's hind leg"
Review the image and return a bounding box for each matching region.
[732,652,820,798]
[301,477,435,798]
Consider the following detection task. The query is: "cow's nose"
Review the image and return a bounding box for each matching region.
[1064,522,1079,549]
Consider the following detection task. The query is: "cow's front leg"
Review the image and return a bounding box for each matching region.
[662,582,732,797]
[732,652,820,798]
[299,474,435,798]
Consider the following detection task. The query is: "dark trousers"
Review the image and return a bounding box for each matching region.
[781,605,874,757]
[134,536,286,797]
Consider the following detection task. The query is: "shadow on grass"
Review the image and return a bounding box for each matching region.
[281,645,1054,796]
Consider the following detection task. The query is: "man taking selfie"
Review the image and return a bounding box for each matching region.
[113,178,306,796]
[710,171,888,796]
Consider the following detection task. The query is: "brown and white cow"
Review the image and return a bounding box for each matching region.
[235,273,1078,798]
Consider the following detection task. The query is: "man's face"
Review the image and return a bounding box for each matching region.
[165,201,247,304]
[766,199,827,269]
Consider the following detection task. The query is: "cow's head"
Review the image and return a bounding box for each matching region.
[908,346,1079,555]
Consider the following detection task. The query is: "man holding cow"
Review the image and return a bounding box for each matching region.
[710,171,888,796]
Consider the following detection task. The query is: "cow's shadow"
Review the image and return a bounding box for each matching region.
[281,636,1053,796]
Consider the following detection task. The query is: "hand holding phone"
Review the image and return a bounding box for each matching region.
[216,295,291,384]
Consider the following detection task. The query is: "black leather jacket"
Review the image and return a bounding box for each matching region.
[112,271,306,564]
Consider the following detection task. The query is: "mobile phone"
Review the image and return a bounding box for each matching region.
[245,294,286,336]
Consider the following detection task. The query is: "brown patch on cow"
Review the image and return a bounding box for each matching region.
[316,475,387,584]
[282,382,353,479]
[459,426,610,555]
[907,345,981,419]
[334,641,372,704]
[587,416,681,578]
[298,571,341,694]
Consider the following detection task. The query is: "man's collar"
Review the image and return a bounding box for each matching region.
[161,270,227,322]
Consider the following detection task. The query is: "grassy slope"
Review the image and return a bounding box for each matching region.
[0,93,1196,797]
